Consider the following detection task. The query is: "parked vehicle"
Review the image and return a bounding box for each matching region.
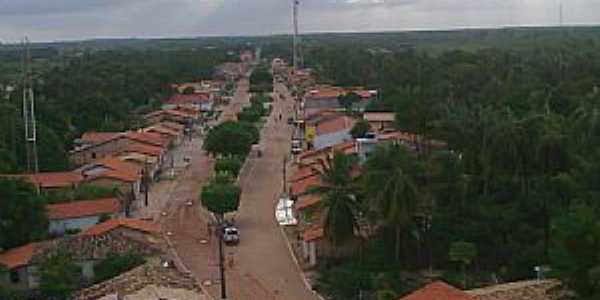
[291,140,303,155]
[223,225,240,245]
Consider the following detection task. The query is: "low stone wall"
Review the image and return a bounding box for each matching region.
[72,259,204,300]
[467,279,575,300]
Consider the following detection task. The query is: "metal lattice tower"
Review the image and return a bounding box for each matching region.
[292,0,302,72]
[22,38,39,173]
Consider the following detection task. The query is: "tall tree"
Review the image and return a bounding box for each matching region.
[200,172,241,222]
[550,204,600,298]
[362,144,420,262]
[0,178,48,249]
[203,121,258,157]
[311,152,359,251]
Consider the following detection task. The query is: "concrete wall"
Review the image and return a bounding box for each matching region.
[49,215,102,235]
[367,120,394,132]
[79,261,96,282]
[314,129,352,150]
[0,265,39,290]
[86,178,141,201]
[304,97,340,111]
[304,97,371,112]
[70,137,130,167]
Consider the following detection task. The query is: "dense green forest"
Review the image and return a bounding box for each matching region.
[277,29,600,299]
[0,47,228,172]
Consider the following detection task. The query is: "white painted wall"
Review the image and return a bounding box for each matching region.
[314,129,352,150]
[48,215,101,235]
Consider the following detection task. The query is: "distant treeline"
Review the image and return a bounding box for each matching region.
[0,48,229,172]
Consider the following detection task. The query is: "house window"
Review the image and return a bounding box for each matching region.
[9,270,20,283]
[91,152,97,159]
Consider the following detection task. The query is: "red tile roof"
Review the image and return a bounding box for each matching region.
[164,109,196,119]
[173,105,201,115]
[124,131,170,148]
[315,115,356,136]
[159,121,184,132]
[302,226,324,241]
[0,242,39,270]
[82,218,160,236]
[144,109,195,122]
[299,141,356,161]
[291,174,322,197]
[306,86,345,99]
[46,198,121,220]
[290,163,321,182]
[295,194,321,211]
[28,172,84,188]
[122,142,164,157]
[400,281,475,300]
[304,109,341,122]
[81,132,121,144]
[166,93,211,105]
[306,86,373,100]
[145,125,179,137]
[83,157,142,183]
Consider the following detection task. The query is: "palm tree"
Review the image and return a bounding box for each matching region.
[362,143,420,262]
[310,152,360,252]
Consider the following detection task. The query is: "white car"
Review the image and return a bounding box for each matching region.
[291,140,302,154]
[223,226,240,245]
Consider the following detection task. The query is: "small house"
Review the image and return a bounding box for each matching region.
[46,198,121,235]
[363,112,395,132]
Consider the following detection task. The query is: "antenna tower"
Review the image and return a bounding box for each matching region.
[559,2,564,27]
[293,0,302,72]
[22,38,39,173]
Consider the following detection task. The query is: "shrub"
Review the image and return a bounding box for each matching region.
[94,252,145,283]
[215,156,244,177]
[39,253,80,300]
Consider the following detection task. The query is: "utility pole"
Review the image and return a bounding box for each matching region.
[143,156,149,207]
[283,155,288,194]
[22,37,39,173]
[217,221,227,300]
[292,0,301,72]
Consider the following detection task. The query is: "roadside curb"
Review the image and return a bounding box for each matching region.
[277,223,326,300]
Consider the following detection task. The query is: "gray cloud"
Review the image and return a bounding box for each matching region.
[0,0,599,42]
[0,0,142,15]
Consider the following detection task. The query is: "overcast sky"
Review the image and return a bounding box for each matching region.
[1,0,600,43]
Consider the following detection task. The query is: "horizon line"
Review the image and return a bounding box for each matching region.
[1,22,599,45]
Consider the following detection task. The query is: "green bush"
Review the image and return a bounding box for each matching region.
[200,179,241,218]
[237,108,262,123]
[350,119,372,138]
[94,252,145,283]
[215,156,244,177]
[39,253,80,300]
